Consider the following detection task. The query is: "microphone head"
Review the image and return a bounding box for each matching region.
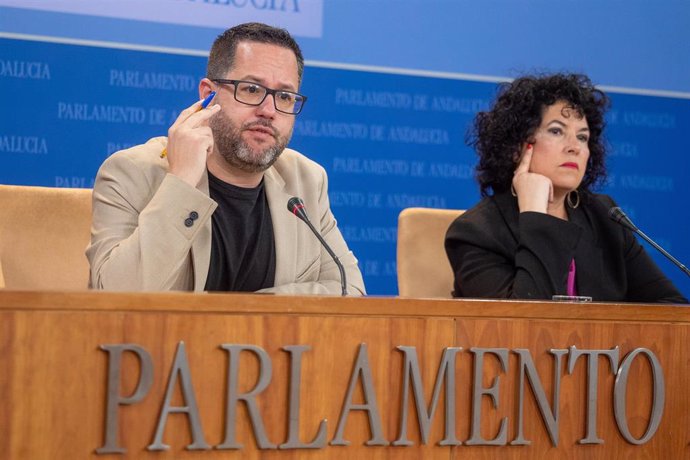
[287,196,304,212]
[287,196,308,221]
[608,206,638,232]
[608,206,625,222]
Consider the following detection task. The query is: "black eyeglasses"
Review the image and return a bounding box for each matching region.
[211,79,307,115]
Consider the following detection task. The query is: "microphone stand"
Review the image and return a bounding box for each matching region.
[288,197,348,295]
[609,207,690,277]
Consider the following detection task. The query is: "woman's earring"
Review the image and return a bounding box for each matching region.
[567,189,580,209]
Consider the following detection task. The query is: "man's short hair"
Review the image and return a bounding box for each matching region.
[207,22,304,83]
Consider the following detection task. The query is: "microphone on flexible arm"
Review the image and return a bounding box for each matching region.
[608,206,690,277]
[287,197,348,295]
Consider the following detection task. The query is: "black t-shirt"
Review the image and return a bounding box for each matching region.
[204,172,276,292]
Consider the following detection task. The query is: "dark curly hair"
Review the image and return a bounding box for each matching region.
[207,22,304,83]
[469,73,610,196]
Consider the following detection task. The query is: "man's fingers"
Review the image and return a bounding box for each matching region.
[169,99,205,128]
[170,97,221,130]
[185,103,221,128]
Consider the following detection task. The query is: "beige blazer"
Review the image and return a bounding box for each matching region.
[87,137,365,295]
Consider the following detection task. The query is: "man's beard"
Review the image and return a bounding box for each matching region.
[209,110,291,174]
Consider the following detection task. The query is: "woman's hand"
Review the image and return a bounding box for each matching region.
[512,144,553,214]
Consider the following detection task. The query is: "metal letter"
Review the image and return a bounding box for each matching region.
[393,346,462,446]
[148,341,210,451]
[567,346,619,444]
[279,345,327,449]
[331,343,389,446]
[510,348,567,446]
[217,344,276,449]
[96,344,153,455]
[613,348,665,444]
[466,348,509,446]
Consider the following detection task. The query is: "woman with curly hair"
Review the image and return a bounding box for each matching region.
[445,73,686,303]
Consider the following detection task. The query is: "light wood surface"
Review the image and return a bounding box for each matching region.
[396,207,464,298]
[0,290,688,459]
[0,185,92,290]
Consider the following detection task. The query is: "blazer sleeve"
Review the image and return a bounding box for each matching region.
[86,152,216,291]
[445,205,583,299]
[623,235,688,303]
[597,196,688,303]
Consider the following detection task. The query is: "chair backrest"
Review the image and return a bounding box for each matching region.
[397,207,464,298]
[0,185,92,290]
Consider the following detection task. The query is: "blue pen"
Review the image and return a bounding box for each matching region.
[199,91,217,109]
[160,91,217,158]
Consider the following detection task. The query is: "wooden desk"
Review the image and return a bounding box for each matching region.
[0,290,688,459]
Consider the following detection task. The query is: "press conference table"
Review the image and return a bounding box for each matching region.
[0,289,688,459]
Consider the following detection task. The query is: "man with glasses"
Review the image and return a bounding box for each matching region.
[87,22,366,295]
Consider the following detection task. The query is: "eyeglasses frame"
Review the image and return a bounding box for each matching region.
[210,78,307,115]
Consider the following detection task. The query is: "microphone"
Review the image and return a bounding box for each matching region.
[609,207,690,277]
[287,197,348,295]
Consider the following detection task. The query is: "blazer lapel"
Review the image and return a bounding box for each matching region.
[569,200,605,297]
[493,192,521,244]
[264,167,297,286]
